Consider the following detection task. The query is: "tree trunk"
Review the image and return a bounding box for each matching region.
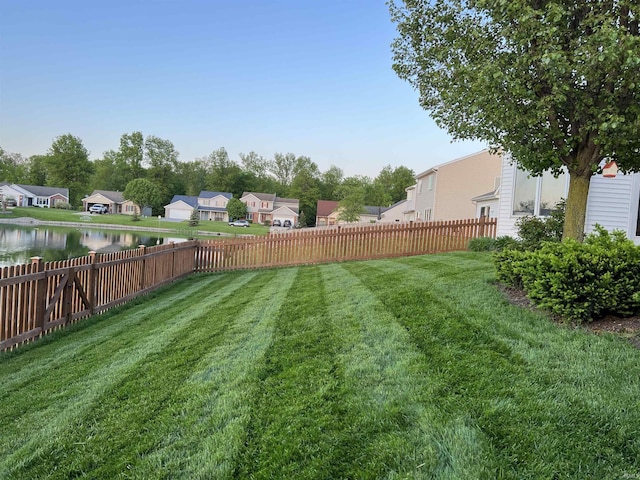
[563,172,592,241]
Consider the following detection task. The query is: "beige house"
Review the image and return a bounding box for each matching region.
[240,192,299,225]
[409,150,502,222]
[82,190,151,216]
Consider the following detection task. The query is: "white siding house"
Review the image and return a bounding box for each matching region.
[497,153,640,243]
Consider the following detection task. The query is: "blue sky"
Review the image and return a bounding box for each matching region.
[0,0,486,177]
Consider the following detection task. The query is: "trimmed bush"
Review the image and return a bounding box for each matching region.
[494,235,520,251]
[54,202,73,210]
[515,200,565,250]
[468,236,496,251]
[494,226,640,323]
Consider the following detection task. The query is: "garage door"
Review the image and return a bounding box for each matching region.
[167,208,191,220]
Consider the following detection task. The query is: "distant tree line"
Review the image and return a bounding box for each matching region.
[0,132,416,226]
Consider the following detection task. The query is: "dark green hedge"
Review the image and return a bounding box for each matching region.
[494,226,640,323]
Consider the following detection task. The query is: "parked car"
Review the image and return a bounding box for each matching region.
[272,219,282,227]
[283,219,292,228]
[3,198,17,207]
[89,204,108,214]
[229,219,249,227]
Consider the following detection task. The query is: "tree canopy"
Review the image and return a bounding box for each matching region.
[46,134,93,206]
[123,178,163,214]
[226,197,248,221]
[390,0,640,239]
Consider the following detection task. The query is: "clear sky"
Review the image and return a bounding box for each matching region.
[0,0,486,177]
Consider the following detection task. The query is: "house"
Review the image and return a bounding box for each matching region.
[496,153,640,243]
[82,190,151,216]
[0,183,69,208]
[314,200,392,225]
[240,192,299,225]
[471,187,500,218]
[378,199,408,223]
[315,200,339,226]
[410,149,502,222]
[164,191,233,221]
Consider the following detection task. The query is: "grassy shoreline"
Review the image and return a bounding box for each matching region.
[0,207,270,236]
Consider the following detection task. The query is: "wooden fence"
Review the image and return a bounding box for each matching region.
[195,218,496,272]
[0,241,197,351]
[1,218,495,350]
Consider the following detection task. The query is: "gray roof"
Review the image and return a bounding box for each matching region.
[242,192,277,202]
[168,195,199,208]
[198,191,232,199]
[17,184,69,198]
[363,205,386,216]
[471,189,499,202]
[90,190,125,203]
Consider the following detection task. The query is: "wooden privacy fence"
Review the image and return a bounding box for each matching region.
[1,218,495,350]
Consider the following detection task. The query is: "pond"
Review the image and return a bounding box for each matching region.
[0,225,190,268]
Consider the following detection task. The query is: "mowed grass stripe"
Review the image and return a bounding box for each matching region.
[133,267,299,479]
[320,262,492,479]
[234,266,350,479]
[344,255,640,478]
[0,270,266,479]
[0,273,230,389]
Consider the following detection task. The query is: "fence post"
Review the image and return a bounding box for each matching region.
[62,267,74,325]
[139,245,146,290]
[478,215,486,237]
[88,251,97,314]
[31,257,46,331]
[169,241,175,279]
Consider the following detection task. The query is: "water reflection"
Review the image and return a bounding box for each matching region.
[0,225,187,267]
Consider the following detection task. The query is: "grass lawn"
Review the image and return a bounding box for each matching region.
[2,207,271,236]
[2,252,640,479]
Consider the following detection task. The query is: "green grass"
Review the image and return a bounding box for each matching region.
[4,207,270,236]
[2,252,640,479]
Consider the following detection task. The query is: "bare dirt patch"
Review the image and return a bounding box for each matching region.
[497,284,640,348]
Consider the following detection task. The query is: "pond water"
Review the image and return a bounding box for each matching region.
[0,225,189,268]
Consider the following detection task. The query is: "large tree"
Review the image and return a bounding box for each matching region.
[145,135,180,206]
[46,134,93,206]
[390,0,640,240]
[123,178,162,215]
[375,165,415,204]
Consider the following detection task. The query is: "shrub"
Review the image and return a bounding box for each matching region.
[493,248,529,289]
[468,236,496,251]
[54,202,73,210]
[188,208,199,227]
[131,212,141,222]
[494,235,520,251]
[515,199,565,250]
[495,225,640,323]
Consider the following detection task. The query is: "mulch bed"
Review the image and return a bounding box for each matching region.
[498,284,640,348]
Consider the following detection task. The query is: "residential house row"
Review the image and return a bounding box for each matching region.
[164,191,300,225]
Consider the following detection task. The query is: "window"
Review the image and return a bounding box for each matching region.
[512,167,567,216]
[418,179,423,193]
[424,209,432,221]
[512,169,536,215]
[427,175,434,190]
[480,206,490,217]
[539,170,566,215]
